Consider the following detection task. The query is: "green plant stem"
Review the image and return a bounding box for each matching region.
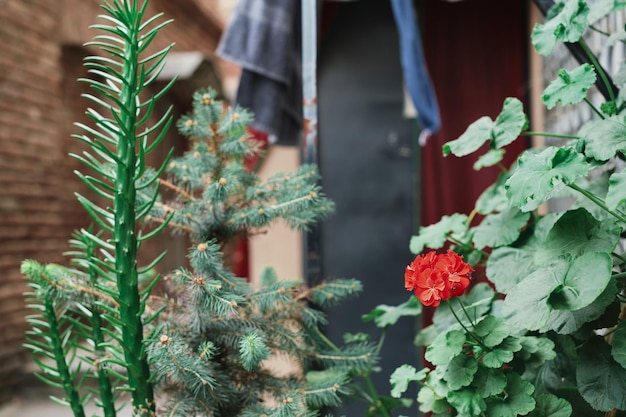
[584,97,605,119]
[314,327,390,417]
[447,300,489,351]
[457,298,478,331]
[568,183,626,225]
[589,25,610,36]
[86,240,117,417]
[579,38,616,103]
[612,271,626,280]
[447,235,489,259]
[521,131,579,140]
[114,3,154,414]
[43,300,86,417]
[362,375,391,417]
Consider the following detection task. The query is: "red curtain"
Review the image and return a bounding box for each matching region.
[419,0,529,329]
[420,0,529,226]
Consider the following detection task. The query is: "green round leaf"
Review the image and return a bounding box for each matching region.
[545,275,617,334]
[528,393,572,417]
[540,208,621,261]
[501,259,568,331]
[542,64,596,109]
[547,251,612,311]
[474,315,511,348]
[447,388,487,417]
[409,213,469,254]
[481,349,514,369]
[578,116,626,161]
[472,207,530,250]
[425,329,466,366]
[493,97,528,148]
[389,365,429,398]
[444,354,479,390]
[444,116,493,157]
[472,366,507,398]
[606,168,626,211]
[531,0,589,56]
[363,296,422,328]
[485,374,535,417]
[474,149,505,170]
[443,98,527,157]
[577,336,626,411]
[505,147,591,212]
[417,385,450,415]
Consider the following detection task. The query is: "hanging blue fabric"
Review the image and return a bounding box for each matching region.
[390,0,441,142]
[216,0,302,146]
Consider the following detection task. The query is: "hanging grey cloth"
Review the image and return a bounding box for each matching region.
[390,0,441,144]
[216,0,302,146]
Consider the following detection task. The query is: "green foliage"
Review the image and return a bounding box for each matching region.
[140,89,376,416]
[541,64,596,109]
[23,1,174,415]
[21,2,372,417]
[389,2,626,416]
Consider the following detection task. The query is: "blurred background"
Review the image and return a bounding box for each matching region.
[1,0,622,415]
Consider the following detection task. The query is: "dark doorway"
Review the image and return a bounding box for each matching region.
[319,1,420,415]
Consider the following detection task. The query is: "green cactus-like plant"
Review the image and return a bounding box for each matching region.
[21,2,378,417]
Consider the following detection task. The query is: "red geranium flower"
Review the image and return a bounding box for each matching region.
[404,250,473,307]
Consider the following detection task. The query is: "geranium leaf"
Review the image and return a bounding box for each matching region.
[444,354,478,390]
[547,251,612,311]
[519,336,557,364]
[501,258,568,331]
[414,324,437,346]
[493,97,528,148]
[476,172,510,214]
[417,385,450,415]
[527,393,572,417]
[578,116,626,161]
[545,276,617,334]
[505,147,591,211]
[443,98,526,157]
[481,348,514,369]
[486,238,545,293]
[497,336,523,353]
[474,315,511,348]
[389,365,429,398]
[471,207,530,250]
[409,213,468,254]
[485,374,535,417]
[474,148,505,170]
[362,296,422,328]
[541,208,620,260]
[532,0,590,56]
[542,64,596,109]
[611,320,626,369]
[567,172,611,221]
[471,367,507,398]
[425,329,466,366]
[577,336,626,411]
[606,168,626,211]
[587,0,626,24]
[446,388,487,417]
[443,116,493,157]
[488,208,617,294]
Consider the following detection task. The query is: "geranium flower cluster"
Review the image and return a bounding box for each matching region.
[404,250,473,307]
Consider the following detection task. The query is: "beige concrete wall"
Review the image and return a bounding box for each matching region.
[249,147,303,283]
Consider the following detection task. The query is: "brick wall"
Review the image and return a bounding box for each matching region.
[0,0,228,402]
